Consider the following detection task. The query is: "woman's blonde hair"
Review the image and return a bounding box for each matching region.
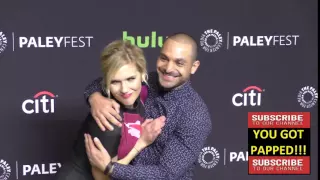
[100,40,148,96]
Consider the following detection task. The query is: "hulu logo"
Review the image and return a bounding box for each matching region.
[123,31,165,48]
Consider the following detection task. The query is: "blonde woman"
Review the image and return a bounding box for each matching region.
[56,40,165,180]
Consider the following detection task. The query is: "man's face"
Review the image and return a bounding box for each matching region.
[156,39,199,90]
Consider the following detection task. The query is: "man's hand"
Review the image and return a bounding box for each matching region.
[84,133,111,172]
[89,92,122,131]
[139,116,166,147]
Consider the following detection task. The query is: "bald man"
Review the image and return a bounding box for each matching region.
[82,33,212,180]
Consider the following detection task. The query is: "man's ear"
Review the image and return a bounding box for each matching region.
[191,60,200,74]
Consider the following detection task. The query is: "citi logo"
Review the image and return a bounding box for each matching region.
[232,86,264,107]
[22,91,57,114]
[123,31,166,48]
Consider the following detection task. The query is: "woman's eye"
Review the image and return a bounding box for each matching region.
[111,81,119,84]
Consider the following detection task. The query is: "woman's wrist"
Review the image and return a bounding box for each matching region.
[115,139,148,166]
[136,138,148,151]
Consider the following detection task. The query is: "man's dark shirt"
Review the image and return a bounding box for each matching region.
[83,72,212,180]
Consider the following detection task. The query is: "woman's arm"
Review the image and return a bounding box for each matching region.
[110,117,165,172]
[90,138,147,180]
[116,138,148,165]
[91,166,110,180]
[87,117,166,177]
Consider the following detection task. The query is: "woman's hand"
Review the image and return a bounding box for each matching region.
[84,133,111,172]
[115,116,166,166]
[139,116,166,147]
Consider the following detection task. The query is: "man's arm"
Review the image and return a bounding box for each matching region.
[82,72,157,132]
[83,77,105,105]
[83,77,122,131]
[110,111,212,180]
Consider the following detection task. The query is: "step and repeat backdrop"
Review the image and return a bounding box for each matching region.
[0,0,318,180]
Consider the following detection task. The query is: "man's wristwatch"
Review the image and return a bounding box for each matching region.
[104,162,114,175]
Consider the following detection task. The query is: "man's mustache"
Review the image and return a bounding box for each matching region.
[160,70,180,77]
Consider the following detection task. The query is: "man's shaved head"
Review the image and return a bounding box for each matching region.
[164,33,198,61]
[157,32,201,90]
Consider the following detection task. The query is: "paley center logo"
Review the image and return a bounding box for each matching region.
[19,36,93,48]
[232,35,299,47]
[0,31,8,54]
[198,146,220,169]
[200,29,223,53]
[0,159,11,180]
[21,162,61,176]
[22,91,57,114]
[223,149,249,164]
[122,31,166,48]
[297,86,318,108]
[200,28,300,52]
[0,30,94,51]
[229,150,248,163]
[232,86,264,107]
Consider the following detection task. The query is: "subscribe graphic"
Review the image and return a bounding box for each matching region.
[248,112,310,175]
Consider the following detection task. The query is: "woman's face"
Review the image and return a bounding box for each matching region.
[109,63,142,108]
